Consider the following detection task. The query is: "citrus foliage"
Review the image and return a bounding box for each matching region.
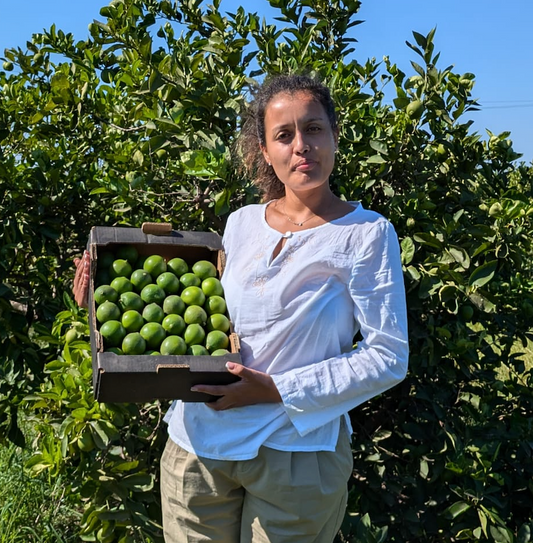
[1,1,532,541]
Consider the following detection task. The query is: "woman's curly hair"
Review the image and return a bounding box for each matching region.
[235,74,338,202]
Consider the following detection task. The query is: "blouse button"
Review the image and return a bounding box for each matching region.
[282,231,293,239]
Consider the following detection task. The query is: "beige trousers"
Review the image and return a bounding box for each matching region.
[160,430,353,543]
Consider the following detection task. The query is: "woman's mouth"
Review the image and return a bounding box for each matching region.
[294,160,316,171]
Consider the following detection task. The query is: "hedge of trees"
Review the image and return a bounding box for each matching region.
[1,0,532,541]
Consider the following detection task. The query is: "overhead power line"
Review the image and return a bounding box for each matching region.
[480,100,533,110]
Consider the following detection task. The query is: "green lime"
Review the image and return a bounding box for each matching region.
[167,257,188,277]
[116,245,139,265]
[122,332,146,355]
[77,431,95,452]
[110,276,134,295]
[105,347,123,355]
[460,305,474,321]
[99,320,127,347]
[406,99,424,119]
[192,260,217,280]
[162,314,186,335]
[145,350,160,355]
[181,286,205,307]
[204,295,227,316]
[184,305,207,325]
[65,328,81,343]
[205,330,229,353]
[140,322,166,350]
[97,251,115,270]
[157,272,181,294]
[211,349,230,356]
[163,295,186,315]
[201,277,224,297]
[179,272,201,289]
[142,303,165,323]
[118,291,144,312]
[121,310,144,333]
[109,258,133,279]
[141,283,166,305]
[143,254,167,278]
[130,268,153,292]
[96,301,121,324]
[206,313,230,333]
[94,285,119,305]
[160,335,187,355]
[187,344,210,356]
[184,323,206,346]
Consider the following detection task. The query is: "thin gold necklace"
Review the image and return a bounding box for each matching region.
[280,200,316,227]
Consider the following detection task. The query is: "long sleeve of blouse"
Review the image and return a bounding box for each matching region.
[270,216,409,436]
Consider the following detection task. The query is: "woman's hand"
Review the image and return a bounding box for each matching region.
[73,250,91,308]
[191,362,282,411]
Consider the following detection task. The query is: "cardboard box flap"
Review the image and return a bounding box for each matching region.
[89,226,222,251]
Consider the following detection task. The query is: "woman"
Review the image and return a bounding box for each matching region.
[74,74,408,543]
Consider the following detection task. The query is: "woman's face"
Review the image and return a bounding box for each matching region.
[260,91,338,196]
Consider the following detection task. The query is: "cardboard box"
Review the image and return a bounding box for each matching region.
[88,224,242,403]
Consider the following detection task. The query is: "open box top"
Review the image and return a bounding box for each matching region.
[88,224,241,403]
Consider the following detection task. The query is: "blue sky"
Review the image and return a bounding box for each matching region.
[1,0,532,164]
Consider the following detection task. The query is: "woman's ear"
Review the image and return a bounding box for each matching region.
[261,145,271,166]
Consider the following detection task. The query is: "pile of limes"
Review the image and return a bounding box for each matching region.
[93,245,231,357]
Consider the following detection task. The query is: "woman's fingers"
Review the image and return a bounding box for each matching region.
[191,363,281,410]
[73,250,91,308]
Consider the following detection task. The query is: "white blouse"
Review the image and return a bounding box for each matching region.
[165,201,409,460]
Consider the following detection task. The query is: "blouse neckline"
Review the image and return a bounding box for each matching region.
[261,199,361,238]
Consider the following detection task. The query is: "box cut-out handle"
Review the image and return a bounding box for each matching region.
[142,222,172,236]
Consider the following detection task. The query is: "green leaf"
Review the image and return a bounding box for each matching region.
[72,407,89,420]
[121,473,154,491]
[132,149,144,166]
[447,246,470,269]
[410,61,425,77]
[400,237,415,265]
[365,154,387,164]
[111,461,140,473]
[419,458,429,479]
[413,232,442,249]
[369,140,388,155]
[490,525,513,543]
[468,260,498,287]
[90,187,113,195]
[478,508,489,538]
[443,501,471,519]
[517,523,532,543]
[214,189,230,215]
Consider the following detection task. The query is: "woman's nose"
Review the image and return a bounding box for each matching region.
[294,131,310,153]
